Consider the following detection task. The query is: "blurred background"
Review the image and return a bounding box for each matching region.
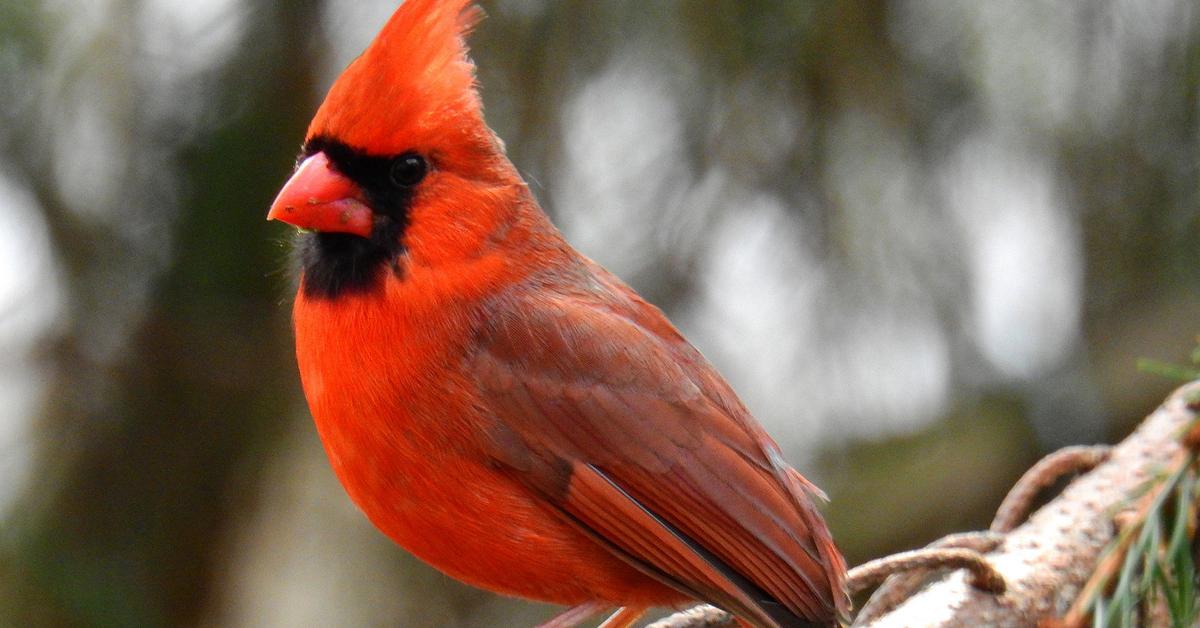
[0,0,1196,625]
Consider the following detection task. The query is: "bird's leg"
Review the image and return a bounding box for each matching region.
[537,601,609,628]
[598,606,647,628]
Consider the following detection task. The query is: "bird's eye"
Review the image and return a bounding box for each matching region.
[389,153,427,187]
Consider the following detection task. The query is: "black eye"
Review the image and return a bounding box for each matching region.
[389,153,427,187]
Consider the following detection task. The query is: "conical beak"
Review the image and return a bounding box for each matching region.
[268,152,374,237]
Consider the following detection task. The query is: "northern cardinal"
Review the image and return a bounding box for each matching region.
[268,1,848,626]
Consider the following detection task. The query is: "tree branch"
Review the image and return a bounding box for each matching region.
[648,381,1200,628]
[860,381,1199,627]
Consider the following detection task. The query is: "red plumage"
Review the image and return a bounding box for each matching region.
[268,2,848,626]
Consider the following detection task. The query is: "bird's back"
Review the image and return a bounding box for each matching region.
[466,258,849,626]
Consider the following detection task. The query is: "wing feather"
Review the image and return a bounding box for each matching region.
[471,290,847,626]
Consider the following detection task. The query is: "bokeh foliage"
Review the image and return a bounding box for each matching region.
[0,1,1196,626]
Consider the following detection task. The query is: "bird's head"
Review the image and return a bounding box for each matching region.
[269,0,524,300]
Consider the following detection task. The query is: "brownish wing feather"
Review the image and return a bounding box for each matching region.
[470,283,848,627]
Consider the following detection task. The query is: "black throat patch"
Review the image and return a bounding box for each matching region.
[292,137,415,300]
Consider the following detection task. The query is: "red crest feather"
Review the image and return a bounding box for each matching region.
[307,0,484,155]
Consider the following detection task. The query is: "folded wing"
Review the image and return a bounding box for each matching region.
[470,289,847,627]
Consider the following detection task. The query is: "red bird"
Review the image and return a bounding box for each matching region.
[268,1,848,626]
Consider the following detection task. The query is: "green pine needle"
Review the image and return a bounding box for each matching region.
[1136,337,1200,382]
[1092,458,1199,627]
[1137,358,1200,382]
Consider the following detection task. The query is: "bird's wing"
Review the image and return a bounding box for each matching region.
[469,290,846,627]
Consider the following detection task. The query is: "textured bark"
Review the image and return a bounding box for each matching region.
[649,381,1200,628]
[861,381,1199,627]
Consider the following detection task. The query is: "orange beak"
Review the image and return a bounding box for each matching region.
[268,152,374,237]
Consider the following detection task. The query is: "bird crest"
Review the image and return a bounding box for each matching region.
[307,0,484,155]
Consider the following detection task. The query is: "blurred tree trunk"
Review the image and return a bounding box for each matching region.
[6,1,324,625]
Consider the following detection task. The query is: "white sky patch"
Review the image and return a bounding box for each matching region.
[138,0,245,81]
[821,303,952,440]
[50,94,125,220]
[0,173,63,520]
[684,189,952,456]
[1088,0,1193,132]
[969,2,1082,132]
[943,133,1082,380]
[825,107,953,299]
[894,0,1192,137]
[135,0,247,133]
[36,2,125,220]
[683,195,827,452]
[1111,0,1194,56]
[35,0,206,365]
[0,176,61,350]
[555,53,688,280]
[39,1,134,221]
[319,0,399,86]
